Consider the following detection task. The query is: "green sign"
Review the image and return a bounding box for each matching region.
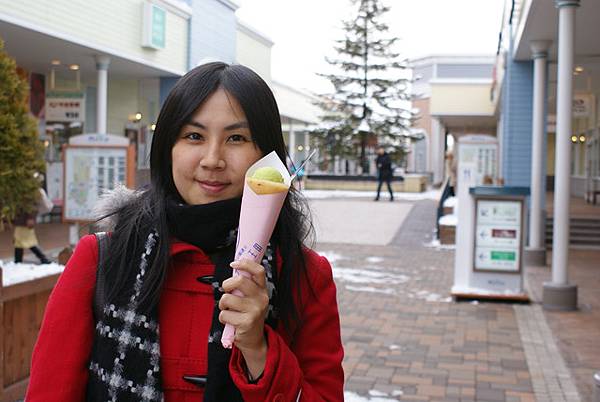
[151,5,166,49]
[491,251,516,261]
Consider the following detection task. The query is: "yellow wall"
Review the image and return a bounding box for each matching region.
[236,28,272,83]
[0,0,188,74]
[430,82,495,116]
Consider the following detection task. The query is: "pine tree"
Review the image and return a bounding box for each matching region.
[313,0,417,174]
[0,39,46,229]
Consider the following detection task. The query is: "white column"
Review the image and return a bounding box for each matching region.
[552,1,579,285]
[529,41,551,252]
[95,55,110,134]
[431,117,445,185]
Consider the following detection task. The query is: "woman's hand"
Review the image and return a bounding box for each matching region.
[219,259,269,379]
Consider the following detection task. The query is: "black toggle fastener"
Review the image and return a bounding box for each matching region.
[182,375,207,387]
[196,275,214,285]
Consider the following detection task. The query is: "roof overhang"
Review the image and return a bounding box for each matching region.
[0,16,184,81]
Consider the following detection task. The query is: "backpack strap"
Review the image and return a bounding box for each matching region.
[93,232,109,321]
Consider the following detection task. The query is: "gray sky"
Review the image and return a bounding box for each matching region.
[236,0,505,93]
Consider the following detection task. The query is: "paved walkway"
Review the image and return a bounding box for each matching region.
[2,196,598,401]
[309,197,595,401]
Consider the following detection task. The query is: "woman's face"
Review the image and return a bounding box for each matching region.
[171,89,263,205]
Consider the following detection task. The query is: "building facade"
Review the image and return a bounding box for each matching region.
[409,55,496,185]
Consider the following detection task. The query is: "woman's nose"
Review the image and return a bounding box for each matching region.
[200,143,225,170]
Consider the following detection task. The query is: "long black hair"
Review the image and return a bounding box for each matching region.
[101,62,314,337]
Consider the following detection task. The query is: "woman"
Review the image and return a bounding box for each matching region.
[26,63,344,401]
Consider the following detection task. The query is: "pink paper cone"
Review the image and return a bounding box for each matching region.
[221,151,290,349]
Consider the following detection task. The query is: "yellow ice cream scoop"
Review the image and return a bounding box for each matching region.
[247,167,288,194]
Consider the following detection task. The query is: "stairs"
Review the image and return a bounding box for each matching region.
[546,217,600,249]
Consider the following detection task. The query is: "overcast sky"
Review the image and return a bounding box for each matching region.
[236,0,505,94]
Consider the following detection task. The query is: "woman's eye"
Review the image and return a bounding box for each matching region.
[228,134,248,143]
[185,133,203,141]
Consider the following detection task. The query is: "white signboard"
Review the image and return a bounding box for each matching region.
[458,142,498,186]
[474,199,522,272]
[64,147,127,221]
[46,91,85,122]
[46,162,64,206]
[573,94,592,118]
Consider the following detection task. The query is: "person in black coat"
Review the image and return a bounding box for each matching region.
[374,146,394,201]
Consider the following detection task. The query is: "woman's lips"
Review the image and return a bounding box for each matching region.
[198,181,229,194]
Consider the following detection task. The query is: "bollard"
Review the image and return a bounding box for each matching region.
[594,372,600,402]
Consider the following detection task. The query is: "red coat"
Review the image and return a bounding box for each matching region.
[26,234,344,402]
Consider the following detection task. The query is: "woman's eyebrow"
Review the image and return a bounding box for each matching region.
[224,121,249,130]
[184,121,249,130]
[186,121,206,129]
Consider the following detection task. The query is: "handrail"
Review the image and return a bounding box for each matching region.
[436,177,453,239]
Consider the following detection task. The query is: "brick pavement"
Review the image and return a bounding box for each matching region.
[526,250,600,402]
[312,198,594,401]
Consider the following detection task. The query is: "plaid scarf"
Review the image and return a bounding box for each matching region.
[86,199,279,402]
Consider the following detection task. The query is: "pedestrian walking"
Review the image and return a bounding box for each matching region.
[26,63,344,402]
[374,146,394,201]
[13,182,52,264]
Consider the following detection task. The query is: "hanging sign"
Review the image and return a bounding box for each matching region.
[45,91,85,122]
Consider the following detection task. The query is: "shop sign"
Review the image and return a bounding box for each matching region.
[474,199,522,273]
[46,91,85,122]
[142,2,166,49]
[573,94,592,118]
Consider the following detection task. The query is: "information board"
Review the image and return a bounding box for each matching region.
[63,147,128,221]
[474,199,522,273]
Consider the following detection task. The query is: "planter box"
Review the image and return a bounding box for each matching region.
[0,269,60,401]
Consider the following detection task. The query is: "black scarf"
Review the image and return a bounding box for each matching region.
[86,197,279,402]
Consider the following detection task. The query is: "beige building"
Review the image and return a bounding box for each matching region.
[409,55,496,185]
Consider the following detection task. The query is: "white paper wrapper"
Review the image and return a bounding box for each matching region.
[221,151,290,348]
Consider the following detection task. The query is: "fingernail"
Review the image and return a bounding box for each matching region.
[230,261,240,268]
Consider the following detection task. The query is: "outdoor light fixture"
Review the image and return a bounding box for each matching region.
[575,66,584,73]
[297,145,304,151]
[151,123,156,131]
[135,112,143,121]
[571,135,578,143]
[69,64,79,71]
[579,135,586,143]
[51,59,61,66]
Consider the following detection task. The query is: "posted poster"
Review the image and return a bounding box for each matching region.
[63,147,127,221]
[474,199,522,272]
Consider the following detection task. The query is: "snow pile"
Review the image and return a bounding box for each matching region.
[304,189,441,201]
[344,390,404,401]
[423,239,455,250]
[443,196,457,208]
[438,214,457,226]
[1,261,65,287]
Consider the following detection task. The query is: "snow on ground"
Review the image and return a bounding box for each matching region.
[423,238,456,250]
[344,390,404,401]
[1,261,65,286]
[332,266,410,285]
[303,189,440,201]
[366,256,384,263]
[319,250,345,264]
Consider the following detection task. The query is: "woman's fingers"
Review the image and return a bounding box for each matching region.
[229,259,267,288]
[218,290,269,315]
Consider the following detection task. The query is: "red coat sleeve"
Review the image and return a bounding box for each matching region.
[229,252,345,401]
[25,234,98,402]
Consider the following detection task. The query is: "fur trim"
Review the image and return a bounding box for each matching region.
[92,184,143,231]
